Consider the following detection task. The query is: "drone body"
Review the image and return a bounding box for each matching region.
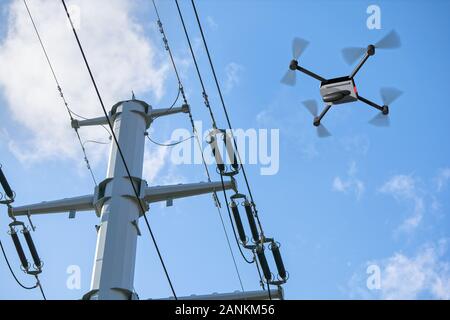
[282,31,402,137]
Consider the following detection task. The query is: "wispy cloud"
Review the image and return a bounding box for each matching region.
[379,174,424,233]
[206,16,218,30]
[435,168,450,192]
[0,0,168,166]
[332,161,365,200]
[224,62,243,93]
[142,143,170,184]
[346,240,450,300]
[378,241,450,299]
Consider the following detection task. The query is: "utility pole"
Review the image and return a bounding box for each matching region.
[8,98,237,300]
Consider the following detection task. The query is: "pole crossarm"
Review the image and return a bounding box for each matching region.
[8,194,94,217]
[144,180,236,204]
[71,116,109,129]
[156,288,283,300]
[7,180,235,218]
[150,105,190,118]
[71,103,190,130]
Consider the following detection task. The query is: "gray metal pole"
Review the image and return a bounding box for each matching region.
[89,100,148,300]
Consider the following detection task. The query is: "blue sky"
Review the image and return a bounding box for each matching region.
[0,0,449,300]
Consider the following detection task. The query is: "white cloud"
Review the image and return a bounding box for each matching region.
[206,16,218,30]
[379,242,450,299]
[332,161,365,200]
[379,174,424,233]
[0,0,169,166]
[435,168,450,192]
[142,141,170,184]
[346,240,450,300]
[380,174,416,199]
[224,62,243,93]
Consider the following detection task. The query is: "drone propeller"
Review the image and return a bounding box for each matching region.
[342,47,367,66]
[292,37,309,60]
[380,87,403,106]
[369,113,391,127]
[375,30,401,49]
[369,87,403,127]
[302,100,331,138]
[281,37,309,86]
[342,30,401,65]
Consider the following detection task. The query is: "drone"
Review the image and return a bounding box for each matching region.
[281,30,403,137]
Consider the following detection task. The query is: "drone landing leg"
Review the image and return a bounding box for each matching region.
[358,95,388,114]
[296,65,326,82]
[314,104,332,126]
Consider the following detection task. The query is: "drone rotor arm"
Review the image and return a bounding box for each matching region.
[349,50,372,79]
[295,65,326,82]
[357,95,384,112]
[314,103,332,125]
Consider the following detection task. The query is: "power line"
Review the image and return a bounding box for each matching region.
[190,0,265,236]
[82,139,111,147]
[174,0,256,265]
[152,0,245,292]
[60,0,177,299]
[34,275,47,300]
[0,238,46,299]
[175,0,272,294]
[23,0,98,186]
[146,134,193,147]
[172,0,218,130]
[0,239,37,290]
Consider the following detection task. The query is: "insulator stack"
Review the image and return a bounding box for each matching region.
[10,230,29,271]
[0,166,14,199]
[256,246,272,281]
[230,201,247,244]
[270,242,287,280]
[244,201,260,243]
[210,135,225,173]
[23,228,42,269]
[223,132,239,171]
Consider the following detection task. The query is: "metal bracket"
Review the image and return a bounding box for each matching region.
[26,210,36,231]
[131,220,142,236]
[69,210,76,219]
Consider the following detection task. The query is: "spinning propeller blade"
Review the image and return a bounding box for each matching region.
[292,37,309,60]
[369,113,391,127]
[375,30,401,49]
[380,87,403,106]
[281,70,296,86]
[369,87,402,127]
[281,37,309,86]
[317,125,332,138]
[342,47,366,65]
[302,100,331,138]
[302,100,318,117]
[342,30,401,65]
